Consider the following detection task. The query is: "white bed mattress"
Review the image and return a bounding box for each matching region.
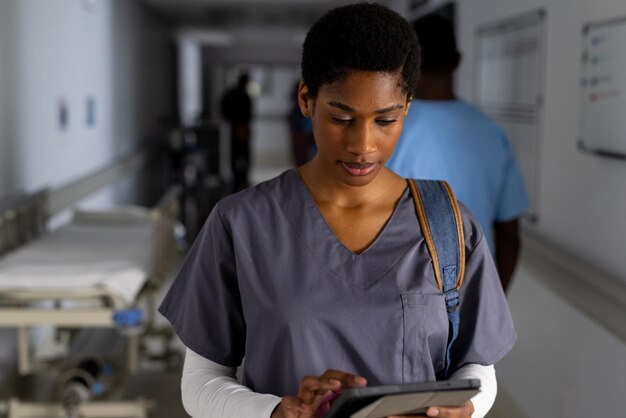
[0,219,154,306]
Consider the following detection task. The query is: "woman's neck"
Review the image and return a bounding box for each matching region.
[297,161,403,208]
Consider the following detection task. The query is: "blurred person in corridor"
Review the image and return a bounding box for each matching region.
[287,81,316,167]
[221,72,253,191]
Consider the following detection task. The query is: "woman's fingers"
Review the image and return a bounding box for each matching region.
[386,400,474,417]
[424,400,474,417]
[317,390,341,416]
[287,369,369,417]
[277,396,299,417]
[297,369,367,403]
[319,369,368,387]
[298,376,340,402]
[280,396,316,418]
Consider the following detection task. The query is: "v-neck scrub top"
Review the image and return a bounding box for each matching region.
[158,169,516,397]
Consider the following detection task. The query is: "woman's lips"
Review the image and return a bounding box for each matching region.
[341,161,377,176]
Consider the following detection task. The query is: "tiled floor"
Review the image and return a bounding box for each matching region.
[123,368,188,418]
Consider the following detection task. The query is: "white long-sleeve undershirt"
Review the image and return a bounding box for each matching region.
[181,347,497,418]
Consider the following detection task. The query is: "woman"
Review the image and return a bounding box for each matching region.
[159,3,515,418]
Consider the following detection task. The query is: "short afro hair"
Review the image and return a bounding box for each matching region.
[413,14,459,73]
[301,2,420,98]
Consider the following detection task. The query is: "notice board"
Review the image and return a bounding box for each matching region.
[475,10,546,220]
[579,17,626,159]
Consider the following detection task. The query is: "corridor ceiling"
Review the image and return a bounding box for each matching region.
[141,0,359,29]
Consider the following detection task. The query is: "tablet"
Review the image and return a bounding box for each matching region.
[325,379,481,418]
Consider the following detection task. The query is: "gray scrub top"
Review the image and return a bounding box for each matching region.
[159,169,516,397]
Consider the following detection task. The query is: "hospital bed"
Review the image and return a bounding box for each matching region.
[0,187,179,418]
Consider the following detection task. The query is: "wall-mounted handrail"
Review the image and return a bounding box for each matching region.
[47,147,157,217]
[521,228,626,344]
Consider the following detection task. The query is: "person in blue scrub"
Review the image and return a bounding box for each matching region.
[387,14,529,292]
[159,4,516,418]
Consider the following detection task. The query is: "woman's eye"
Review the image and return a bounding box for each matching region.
[376,119,397,126]
[332,117,352,125]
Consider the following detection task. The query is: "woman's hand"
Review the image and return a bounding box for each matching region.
[271,369,367,418]
[387,400,474,418]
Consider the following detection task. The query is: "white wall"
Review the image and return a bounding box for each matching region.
[0,0,172,201]
[0,1,17,196]
[453,0,626,416]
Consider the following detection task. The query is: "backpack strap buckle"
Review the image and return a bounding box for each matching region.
[444,289,460,313]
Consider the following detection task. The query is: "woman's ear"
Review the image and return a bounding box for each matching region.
[404,96,413,115]
[298,82,314,118]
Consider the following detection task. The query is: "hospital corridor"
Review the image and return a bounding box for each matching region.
[1,1,626,418]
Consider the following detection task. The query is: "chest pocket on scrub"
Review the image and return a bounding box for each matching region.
[401,293,448,383]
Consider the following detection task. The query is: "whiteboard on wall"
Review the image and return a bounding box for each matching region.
[579,17,626,159]
[475,10,546,221]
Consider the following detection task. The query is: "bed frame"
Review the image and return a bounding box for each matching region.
[0,186,180,418]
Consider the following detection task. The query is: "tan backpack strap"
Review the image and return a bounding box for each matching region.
[440,181,465,288]
[407,179,465,290]
[408,179,443,290]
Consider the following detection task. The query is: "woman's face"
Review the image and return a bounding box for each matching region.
[299,71,410,187]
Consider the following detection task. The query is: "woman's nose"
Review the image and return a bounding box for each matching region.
[346,121,377,155]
